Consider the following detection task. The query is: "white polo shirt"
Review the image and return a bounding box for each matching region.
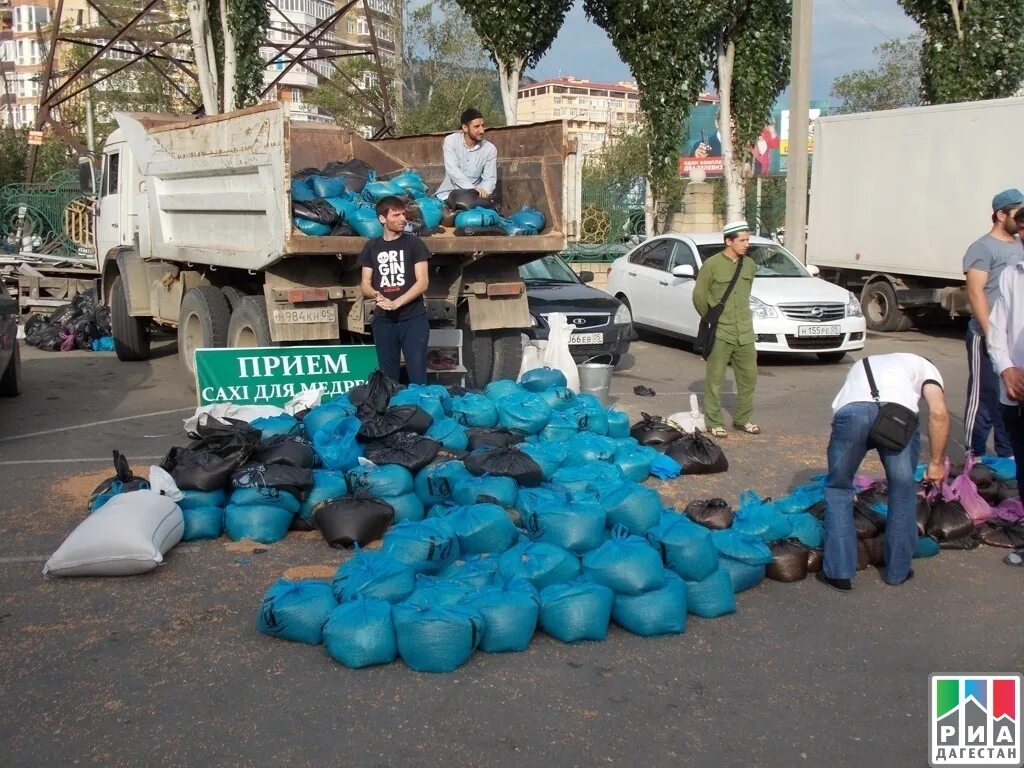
[831,353,944,414]
[987,261,1024,405]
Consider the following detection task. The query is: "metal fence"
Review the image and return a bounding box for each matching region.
[0,171,95,259]
[562,154,644,263]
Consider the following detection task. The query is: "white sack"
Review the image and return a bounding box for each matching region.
[540,313,580,393]
[518,340,547,382]
[668,394,706,435]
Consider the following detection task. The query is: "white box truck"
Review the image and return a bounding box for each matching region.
[86,103,581,386]
[807,97,1024,331]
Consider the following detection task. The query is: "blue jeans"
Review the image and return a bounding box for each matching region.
[372,312,429,385]
[823,402,920,584]
[965,323,1012,457]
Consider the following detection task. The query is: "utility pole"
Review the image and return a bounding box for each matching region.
[784,0,812,262]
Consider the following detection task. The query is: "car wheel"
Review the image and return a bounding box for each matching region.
[178,286,232,375]
[227,296,273,347]
[816,351,846,364]
[861,280,911,332]
[615,295,639,341]
[0,340,22,396]
[110,275,151,361]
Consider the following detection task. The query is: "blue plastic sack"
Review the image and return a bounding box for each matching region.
[382,517,460,573]
[612,571,687,636]
[773,482,826,515]
[362,179,404,203]
[332,549,416,603]
[225,503,294,543]
[414,461,470,505]
[733,491,792,542]
[257,579,337,644]
[484,379,525,401]
[787,512,824,548]
[538,579,614,643]
[606,410,630,438]
[305,399,357,437]
[615,445,658,483]
[451,393,499,428]
[440,553,500,588]
[390,169,427,196]
[497,541,581,590]
[535,385,575,413]
[322,598,397,668]
[403,574,477,608]
[381,492,425,523]
[392,603,483,673]
[719,556,766,593]
[563,433,617,466]
[519,367,567,392]
[582,526,665,595]
[309,174,347,198]
[553,462,624,495]
[980,455,1017,481]
[414,195,444,228]
[710,528,774,565]
[520,491,606,554]
[645,515,718,581]
[179,487,227,510]
[349,207,385,238]
[390,388,446,422]
[250,414,303,439]
[564,394,609,435]
[519,441,565,479]
[291,178,315,201]
[447,502,519,554]
[90,336,115,352]
[540,412,579,442]
[914,535,941,558]
[497,391,552,434]
[229,486,300,513]
[313,416,363,471]
[426,418,469,451]
[451,473,518,507]
[597,482,663,534]
[182,505,223,540]
[454,206,501,228]
[325,195,358,221]
[649,453,683,480]
[294,217,331,236]
[509,205,546,231]
[299,470,349,524]
[463,579,539,652]
[346,464,414,497]
[684,567,737,618]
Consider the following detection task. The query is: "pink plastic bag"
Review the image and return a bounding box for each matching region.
[944,455,993,524]
[992,497,1024,523]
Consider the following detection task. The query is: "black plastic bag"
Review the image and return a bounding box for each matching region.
[464,447,544,487]
[925,499,975,542]
[24,313,45,337]
[665,430,728,475]
[293,166,321,179]
[95,306,112,334]
[446,188,495,211]
[364,432,440,472]
[455,225,508,237]
[321,159,374,193]
[855,539,870,570]
[862,535,886,567]
[969,463,996,487]
[313,494,394,548]
[806,500,826,521]
[231,462,313,499]
[684,498,734,530]
[253,435,318,469]
[995,482,1020,503]
[330,223,356,236]
[162,416,260,491]
[915,496,933,536]
[73,319,101,350]
[49,303,76,326]
[977,481,1002,504]
[353,370,404,417]
[806,548,823,573]
[357,405,433,441]
[977,520,1024,548]
[29,324,62,350]
[853,499,886,538]
[466,427,525,451]
[938,532,981,550]
[292,199,338,225]
[88,451,149,510]
[630,413,683,447]
[766,540,810,582]
[71,288,98,317]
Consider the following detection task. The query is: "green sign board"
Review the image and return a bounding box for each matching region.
[194,345,380,407]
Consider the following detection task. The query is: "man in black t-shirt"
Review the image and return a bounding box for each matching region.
[357,196,432,383]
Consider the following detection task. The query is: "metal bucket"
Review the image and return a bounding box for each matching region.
[577,355,615,406]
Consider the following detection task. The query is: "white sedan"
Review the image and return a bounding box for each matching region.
[605,233,867,362]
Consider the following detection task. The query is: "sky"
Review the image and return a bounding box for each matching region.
[529,0,920,104]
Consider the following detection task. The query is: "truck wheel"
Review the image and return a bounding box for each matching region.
[110,275,151,361]
[228,295,273,347]
[178,286,231,374]
[861,280,912,332]
[0,340,21,396]
[221,286,247,311]
[491,329,524,382]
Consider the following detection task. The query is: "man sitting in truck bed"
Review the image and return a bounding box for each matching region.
[434,107,497,202]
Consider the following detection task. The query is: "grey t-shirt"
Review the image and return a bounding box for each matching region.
[963,234,1022,332]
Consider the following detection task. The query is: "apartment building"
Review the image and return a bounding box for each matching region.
[516,76,641,155]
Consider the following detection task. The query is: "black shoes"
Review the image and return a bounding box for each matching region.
[816,571,852,592]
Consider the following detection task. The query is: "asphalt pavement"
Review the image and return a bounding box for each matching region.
[0,327,1020,768]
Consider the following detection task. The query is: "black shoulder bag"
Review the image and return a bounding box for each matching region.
[863,357,919,451]
[694,258,744,360]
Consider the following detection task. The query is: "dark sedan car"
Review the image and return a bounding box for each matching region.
[520,255,632,364]
[0,292,21,396]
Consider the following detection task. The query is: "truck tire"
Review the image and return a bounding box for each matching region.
[861,280,912,333]
[228,295,273,348]
[0,340,21,396]
[491,329,524,382]
[221,286,247,311]
[178,286,231,374]
[459,310,492,389]
[110,275,151,361]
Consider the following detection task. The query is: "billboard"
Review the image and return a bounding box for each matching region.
[679,100,828,178]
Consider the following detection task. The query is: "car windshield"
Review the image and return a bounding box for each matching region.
[519,255,579,283]
[747,244,809,277]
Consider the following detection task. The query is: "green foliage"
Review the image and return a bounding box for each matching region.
[830,35,922,114]
[0,127,75,187]
[227,0,269,108]
[899,0,1024,103]
[453,0,572,71]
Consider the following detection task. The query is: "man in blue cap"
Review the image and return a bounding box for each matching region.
[963,188,1024,458]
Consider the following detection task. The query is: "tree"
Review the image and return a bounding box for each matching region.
[701,0,790,219]
[453,0,572,125]
[830,35,922,114]
[187,0,268,114]
[306,56,400,133]
[0,127,75,189]
[898,0,1024,103]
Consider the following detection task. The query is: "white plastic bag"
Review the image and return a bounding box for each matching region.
[43,490,184,577]
[518,340,547,382]
[668,394,706,434]
[541,313,580,393]
[183,403,284,434]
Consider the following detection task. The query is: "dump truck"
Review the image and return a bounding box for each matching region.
[86,102,580,386]
[807,97,1024,332]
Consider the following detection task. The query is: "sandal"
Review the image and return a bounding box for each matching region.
[734,423,761,435]
[709,426,728,439]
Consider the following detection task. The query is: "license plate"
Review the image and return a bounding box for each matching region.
[797,324,841,337]
[272,305,337,324]
[569,332,604,345]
